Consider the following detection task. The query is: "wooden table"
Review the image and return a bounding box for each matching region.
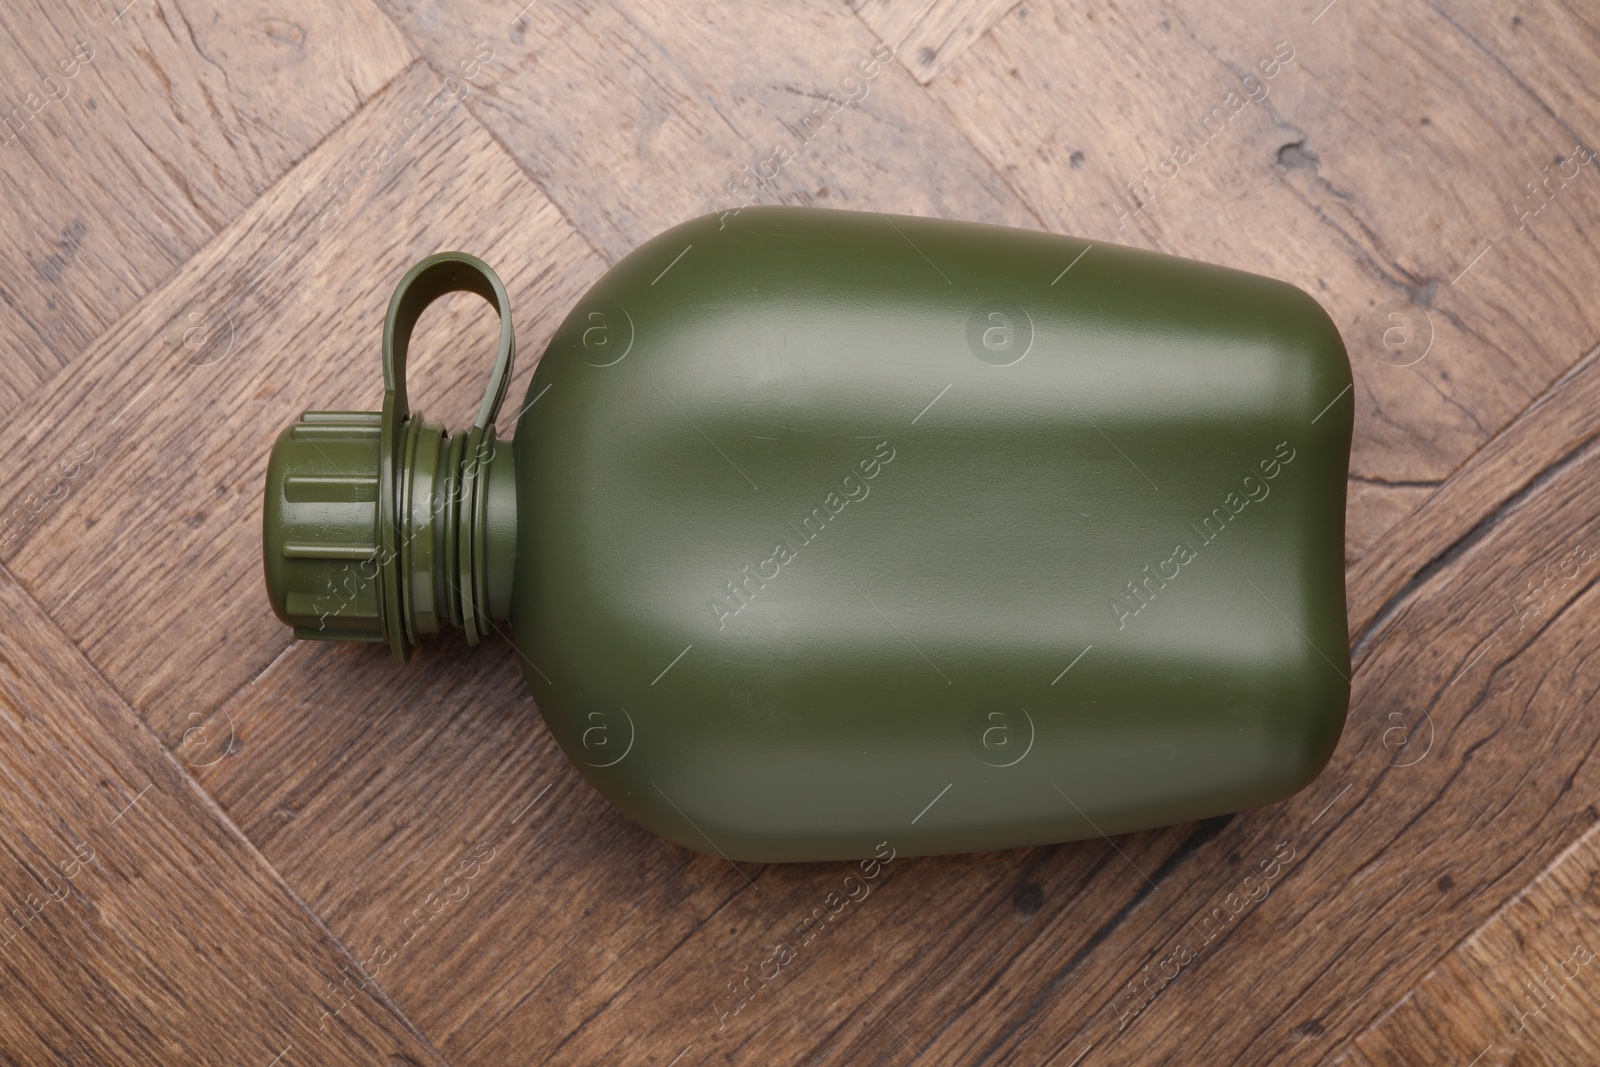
[2,1,1598,1063]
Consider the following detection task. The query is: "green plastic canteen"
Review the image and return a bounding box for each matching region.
[263,205,1353,863]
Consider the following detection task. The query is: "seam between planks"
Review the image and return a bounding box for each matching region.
[0,558,456,1066]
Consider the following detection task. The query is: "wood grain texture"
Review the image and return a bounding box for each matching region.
[1339,819,1600,1066]
[373,0,1042,262]
[0,1,1599,1064]
[0,562,442,1064]
[848,0,1023,83]
[0,0,412,417]
[925,0,1600,561]
[1348,343,1600,643]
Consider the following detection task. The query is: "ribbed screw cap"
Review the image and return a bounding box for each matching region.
[262,410,386,643]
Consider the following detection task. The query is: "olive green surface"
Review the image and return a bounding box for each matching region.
[509,205,1352,863]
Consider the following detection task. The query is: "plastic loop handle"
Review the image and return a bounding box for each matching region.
[378,252,515,660]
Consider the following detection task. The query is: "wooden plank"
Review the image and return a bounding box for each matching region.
[1339,819,1600,1065]
[0,0,412,417]
[0,562,441,1064]
[923,0,1600,562]
[1348,343,1600,642]
[373,0,1042,262]
[181,636,766,1061]
[849,0,1023,84]
[0,60,608,747]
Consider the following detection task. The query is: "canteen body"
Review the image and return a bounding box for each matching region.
[508,206,1352,862]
